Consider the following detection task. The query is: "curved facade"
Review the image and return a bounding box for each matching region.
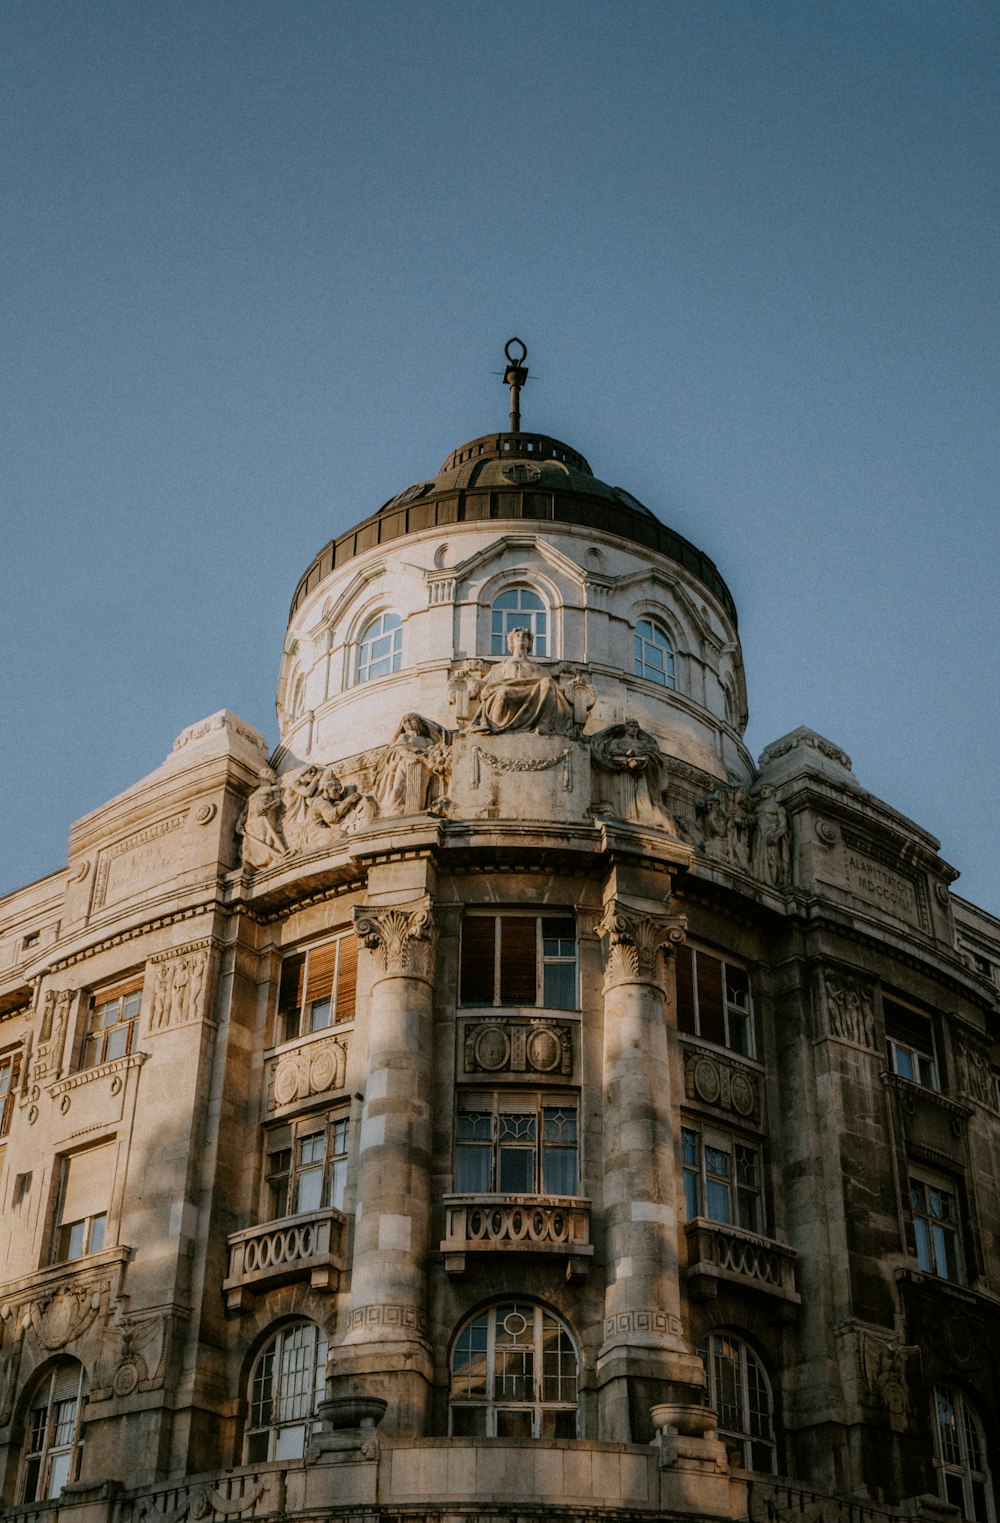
[1,395,999,1523]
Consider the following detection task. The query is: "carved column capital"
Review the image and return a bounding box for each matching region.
[353,898,437,979]
[598,900,686,986]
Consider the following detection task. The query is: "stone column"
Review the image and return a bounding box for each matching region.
[332,896,437,1436]
[596,893,706,1442]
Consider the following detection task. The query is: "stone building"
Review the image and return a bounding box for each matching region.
[1,344,998,1523]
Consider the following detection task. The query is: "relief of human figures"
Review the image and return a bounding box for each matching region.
[372,713,450,816]
[467,627,590,737]
[589,718,676,827]
[236,766,289,869]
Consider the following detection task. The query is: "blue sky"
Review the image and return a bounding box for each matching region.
[3,1,998,912]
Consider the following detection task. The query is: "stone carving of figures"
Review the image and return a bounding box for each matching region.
[151,963,173,1030]
[754,787,791,886]
[189,952,205,1021]
[374,714,450,816]
[698,794,732,862]
[236,767,289,869]
[590,719,674,825]
[727,787,754,864]
[281,764,324,852]
[301,766,365,847]
[171,959,191,1023]
[468,627,577,737]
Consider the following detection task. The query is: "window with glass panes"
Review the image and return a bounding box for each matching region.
[53,1143,113,1262]
[681,1124,764,1233]
[698,1333,776,1472]
[20,1361,86,1502]
[459,915,576,1009]
[455,1091,578,1195]
[491,588,548,656]
[633,617,676,688]
[276,935,357,1043]
[450,1302,578,1438]
[355,611,402,684]
[0,1048,20,1137]
[264,1114,349,1218]
[676,947,755,1057]
[82,981,141,1067]
[885,998,938,1090]
[910,1172,963,1282]
[933,1385,996,1523]
[246,1321,328,1462]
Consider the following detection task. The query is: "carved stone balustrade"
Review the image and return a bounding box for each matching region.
[685,1219,800,1307]
[441,1195,593,1276]
[223,1209,345,1310]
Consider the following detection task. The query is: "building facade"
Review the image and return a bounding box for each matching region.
[1,361,998,1523]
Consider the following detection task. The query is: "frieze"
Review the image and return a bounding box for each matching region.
[345,1302,427,1336]
[682,1047,761,1123]
[91,1308,168,1400]
[471,743,573,790]
[603,1309,683,1342]
[822,971,877,1050]
[148,941,215,1031]
[462,1019,573,1077]
[954,1029,994,1110]
[269,1034,349,1110]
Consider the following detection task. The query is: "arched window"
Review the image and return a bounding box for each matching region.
[698,1332,776,1473]
[491,588,548,657]
[290,673,306,719]
[933,1385,996,1523]
[20,1361,86,1502]
[450,1301,578,1439]
[246,1321,328,1463]
[356,611,402,685]
[633,618,675,688]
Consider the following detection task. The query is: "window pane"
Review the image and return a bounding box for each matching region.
[456,1144,491,1193]
[500,918,537,1005]
[460,919,496,1004]
[451,1405,486,1436]
[499,1144,534,1193]
[542,1144,577,1195]
[542,962,576,1009]
[278,953,306,1041]
[496,1408,533,1438]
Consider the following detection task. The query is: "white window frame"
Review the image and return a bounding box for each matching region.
[490,586,549,657]
[633,616,676,689]
[450,1301,579,1439]
[82,981,142,1069]
[0,1047,21,1138]
[698,1332,776,1473]
[245,1321,328,1463]
[20,1362,86,1502]
[355,610,402,685]
[884,998,939,1091]
[933,1384,995,1523]
[454,1090,579,1197]
[275,933,357,1044]
[909,1168,964,1283]
[677,945,756,1058]
[264,1112,350,1219]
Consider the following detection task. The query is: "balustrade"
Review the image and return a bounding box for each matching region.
[441,1194,592,1275]
[224,1208,345,1309]
[685,1218,799,1305]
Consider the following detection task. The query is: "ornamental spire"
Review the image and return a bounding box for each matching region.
[502,337,528,432]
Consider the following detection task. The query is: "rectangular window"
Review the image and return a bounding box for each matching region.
[885,998,938,1090]
[681,1123,764,1233]
[459,915,577,1010]
[265,1114,349,1218]
[0,1049,21,1138]
[82,981,141,1068]
[910,1171,964,1282]
[54,1143,113,1263]
[276,934,357,1043]
[454,1091,578,1196]
[676,947,755,1057]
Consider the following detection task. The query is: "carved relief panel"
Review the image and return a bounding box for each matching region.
[147,940,216,1032]
[682,1046,762,1126]
[461,1018,574,1080]
[267,1034,349,1113]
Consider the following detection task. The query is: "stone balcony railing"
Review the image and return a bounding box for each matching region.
[223,1209,346,1310]
[685,1218,800,1307]
[441,1195,593,1275]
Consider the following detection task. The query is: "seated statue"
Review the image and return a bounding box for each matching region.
[590,718,674,825]
[469,627,576,737]
[374,714,449,816]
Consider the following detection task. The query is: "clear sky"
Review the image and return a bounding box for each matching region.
[3,1,998,913]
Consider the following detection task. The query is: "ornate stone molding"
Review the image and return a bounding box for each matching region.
[954,1029,995,1110]
[683,1046,762,1123]
[353,898,436,979]
[462,1018,573,1077]
[270,1034,349,1109]
[603,1308,683,1343]
[597,901,685,985]
[345,1301,427,1336]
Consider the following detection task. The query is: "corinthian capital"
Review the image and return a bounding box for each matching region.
[353,898,437,979]
[597,899,686,985]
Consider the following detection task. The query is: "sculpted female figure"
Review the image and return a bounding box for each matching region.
[236,766,289,869]
[469,627,575,737]
[374,713,448,815]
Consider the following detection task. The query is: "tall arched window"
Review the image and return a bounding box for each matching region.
[933,1385,995,1523]
[698,1332,776,1473]
[20,1361,86,1502]
[356,611,402,684]
[633,618,676,688]
[491,588,548,656]
[246,1321,328,1462]
[450,1301,578,1439]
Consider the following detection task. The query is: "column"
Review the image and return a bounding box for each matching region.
[596,891,707,1441]
[332,893,437,1436]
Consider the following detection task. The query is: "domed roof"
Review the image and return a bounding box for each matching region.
[289,346,737,627]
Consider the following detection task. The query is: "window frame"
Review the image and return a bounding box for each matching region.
[698,1331,776,1473]
[81,979,142,1069]
[490,586,549,657]
[51,1142,114,1266]
[459,913,578,1011]
[633,616,676,689]
[355,610,402,685]
[275,933,357,1045]
[933,1383,996,1523]
[19,1361,87,1503]
[681,1121,765,1234]
[454,1089,579,1198]
[909,1168,964,1283]
[449,1301,579,1439]
[245,1320,329,1464]
[0,1047,21,1138]
[884,997,939,1091]
[264,1111,350,1219]
[676,945,756,1058]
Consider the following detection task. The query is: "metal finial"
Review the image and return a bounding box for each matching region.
[503,337,528,432]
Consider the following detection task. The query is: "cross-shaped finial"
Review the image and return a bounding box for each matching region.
[502,337,528,432]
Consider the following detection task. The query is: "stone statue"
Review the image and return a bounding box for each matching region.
[468,627,577,737]
[754,787,790,886]
[236,767,289,870]
[590,719,674,825]
[374,714,449,816]
[281,764,325,853]
[302,766,365,846]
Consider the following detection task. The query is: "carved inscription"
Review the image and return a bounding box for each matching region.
[93,816,185,911]
[841,839,926,929]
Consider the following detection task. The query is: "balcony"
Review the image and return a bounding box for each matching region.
[685,1218,799,1308]
[223,1208,346,1310]
[441,1195,593,1276]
